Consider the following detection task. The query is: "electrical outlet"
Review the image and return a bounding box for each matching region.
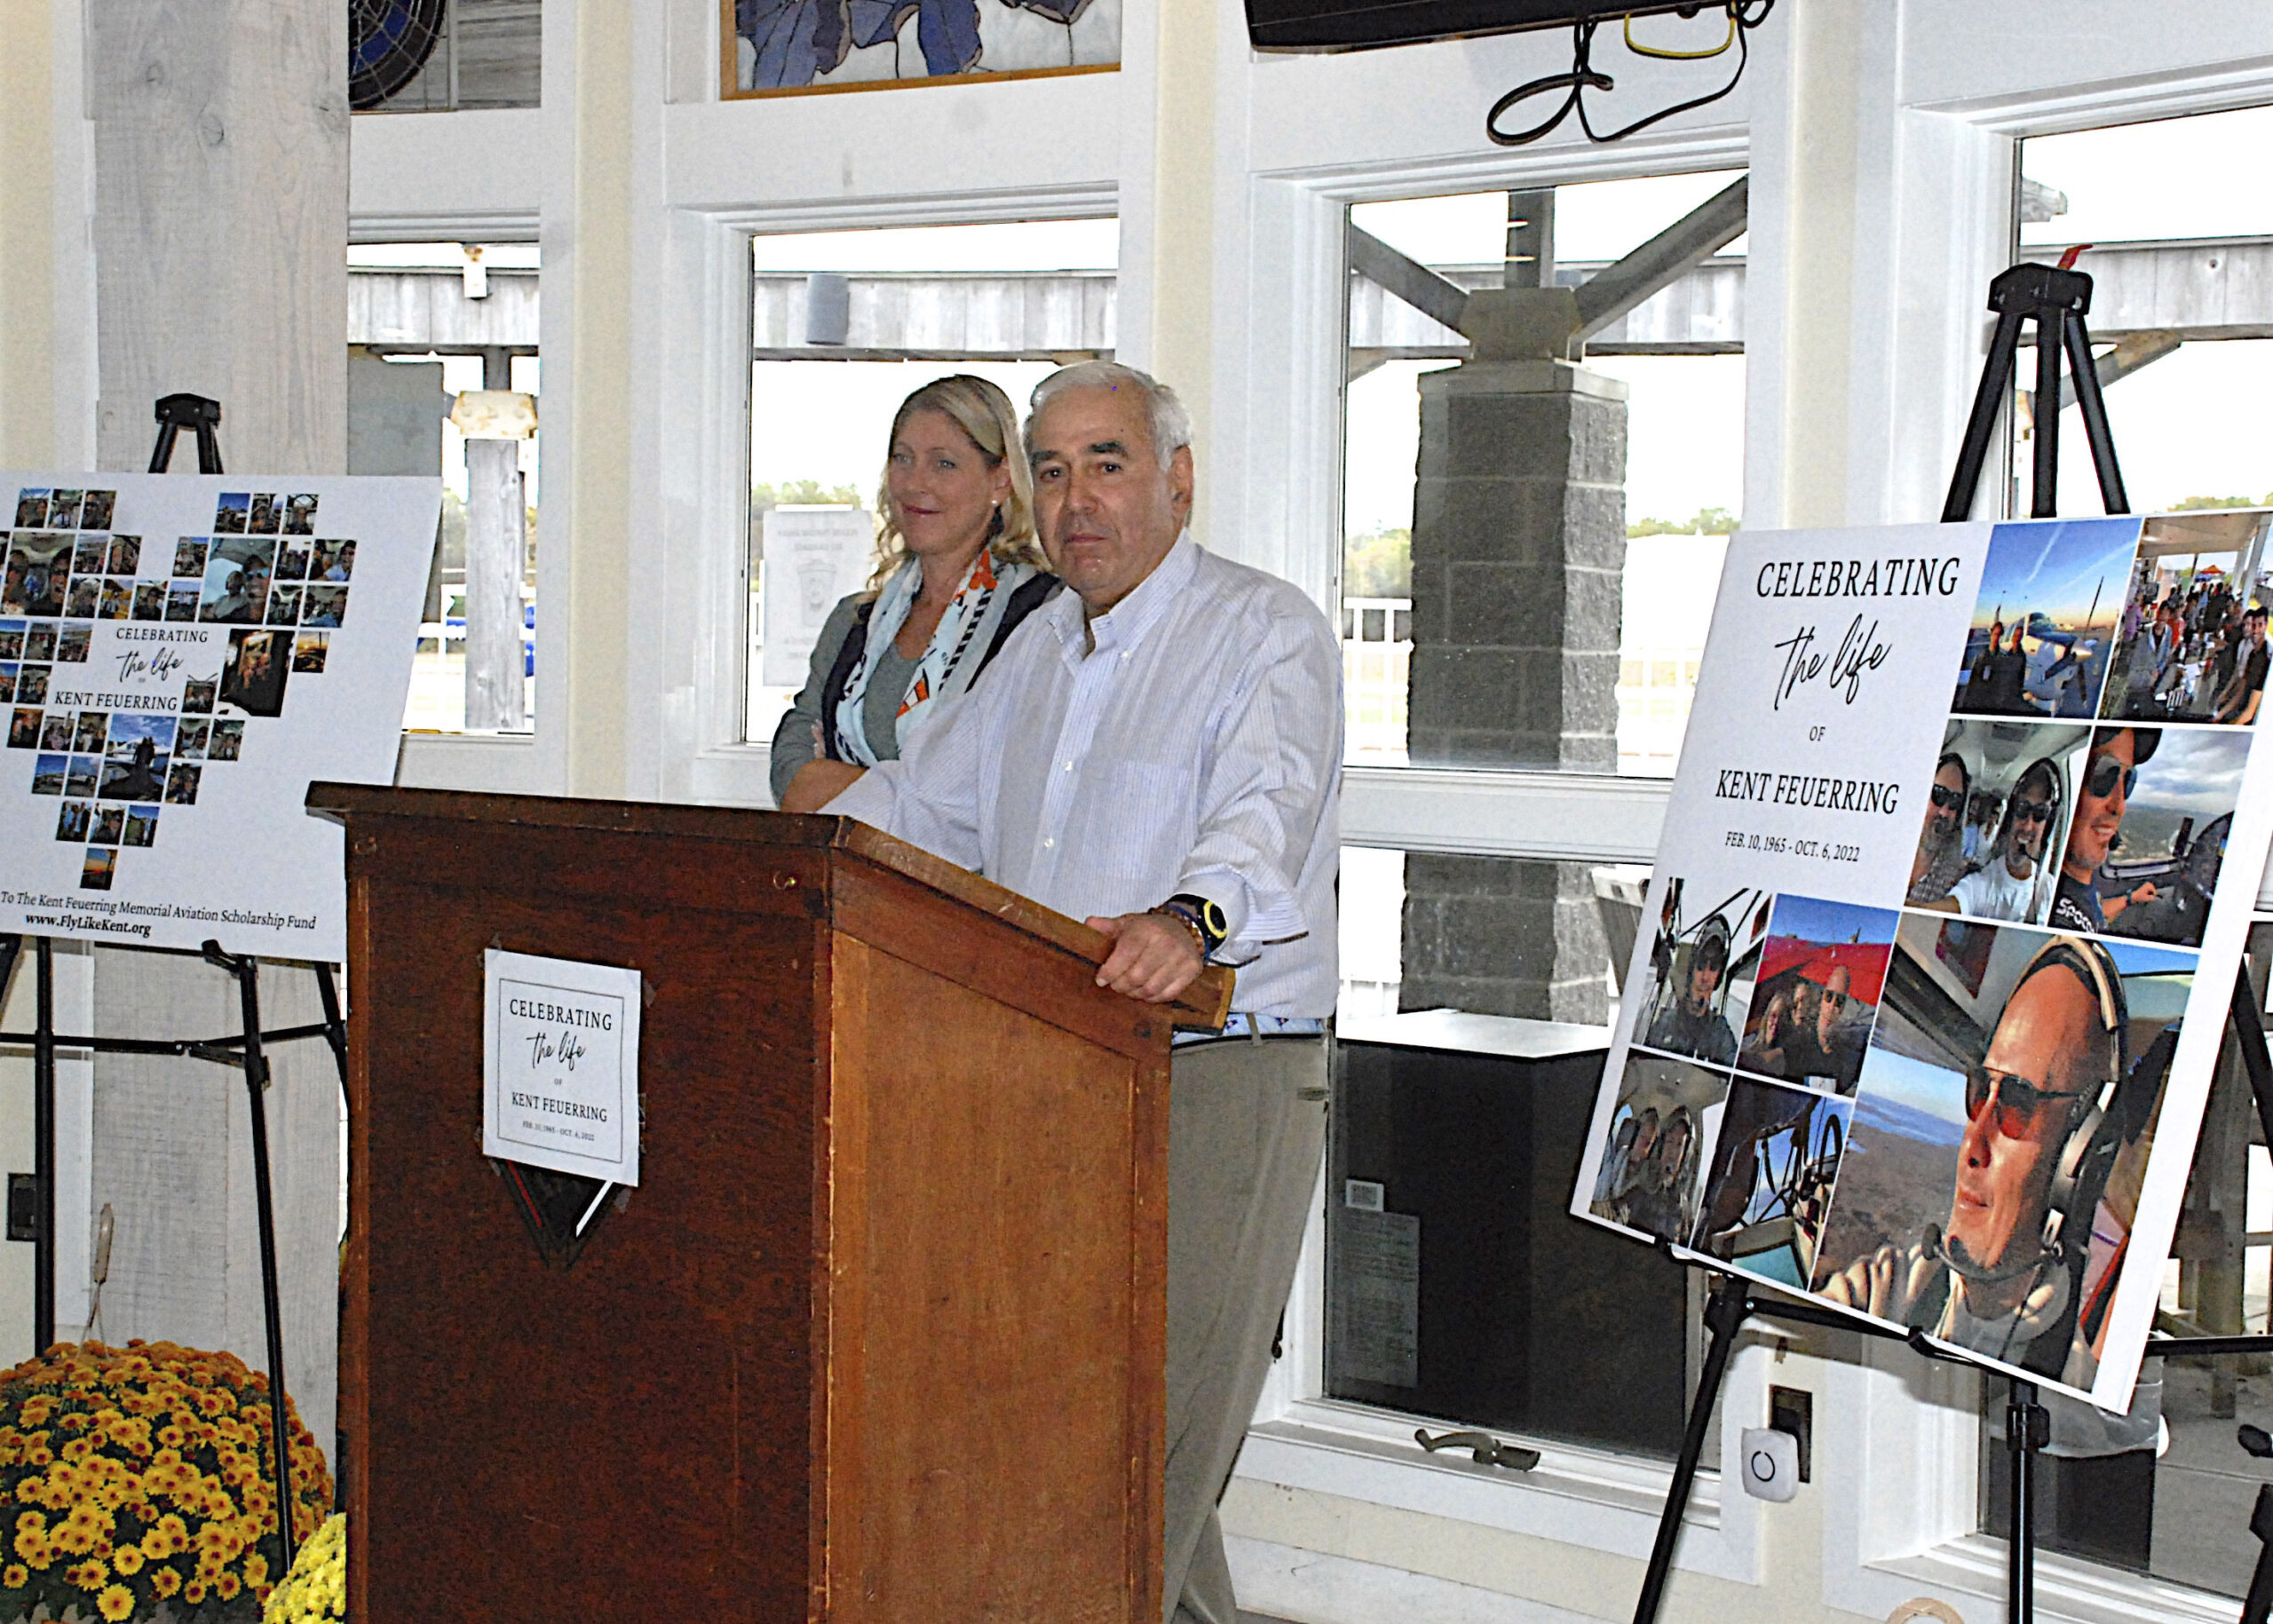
[1739,1428,1799,1501]
[6,1175,36,1243]
[1770,1385,1813,1482]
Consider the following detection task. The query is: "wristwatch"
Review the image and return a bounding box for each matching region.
[1152,893,1228,958]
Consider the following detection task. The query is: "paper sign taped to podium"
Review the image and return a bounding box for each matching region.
[484,948,643,1187]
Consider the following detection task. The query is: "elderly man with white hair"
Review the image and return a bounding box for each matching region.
[824,360,1342,1622]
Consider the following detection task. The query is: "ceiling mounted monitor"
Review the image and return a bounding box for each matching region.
[1247,0,1702,54]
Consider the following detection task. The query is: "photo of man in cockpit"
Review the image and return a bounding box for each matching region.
[1814,915,2190,1389]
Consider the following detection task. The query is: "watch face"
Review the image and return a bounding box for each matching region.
[1170,894,1227,947]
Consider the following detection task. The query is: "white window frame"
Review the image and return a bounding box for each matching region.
[1818,40,2273,1624]
[351,106,562,796]
[1232,36,2273,1623]
[1231,127,1766,1589]
[651,186,1121,810]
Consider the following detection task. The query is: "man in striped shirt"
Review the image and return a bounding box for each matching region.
[828,360,1342,1623]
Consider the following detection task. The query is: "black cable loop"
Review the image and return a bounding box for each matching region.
[1486,2,1775,149]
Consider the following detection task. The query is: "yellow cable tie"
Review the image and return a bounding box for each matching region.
[1624,6,1737,60]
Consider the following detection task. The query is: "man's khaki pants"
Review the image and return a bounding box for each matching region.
[1164,1033,1329,1624]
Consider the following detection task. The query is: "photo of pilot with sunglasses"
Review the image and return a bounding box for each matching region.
[1906,751,1974,905]
[1911,719,2089,927]
[1917,757,2063,923]
[2039,723,2251,950]
[2051,726,2161,935]
[1820,924,2187,1388]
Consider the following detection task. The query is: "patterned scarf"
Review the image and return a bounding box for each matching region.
[830,550,1032,766]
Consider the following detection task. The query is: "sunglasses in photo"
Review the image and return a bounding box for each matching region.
[2011,798,2054,825]
[1965,1064,2089,1141]
[2084,754,2139,800]
[1929,784,1966,810]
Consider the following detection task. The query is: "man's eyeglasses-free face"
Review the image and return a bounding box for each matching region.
[1965,1065,2088,1141]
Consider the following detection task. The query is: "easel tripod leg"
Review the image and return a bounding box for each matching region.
[205,944,297,1573]
[1633,1271,1752,1624]
[2007,1376,2048,1623]
[2244,1483,2273,1624]
[33,939,54,1357]
[2060,313,2129,515]
[314,962,348,1087]
[2031,307,2063,517]
[1941,307,2028,522]
[2229,963,2273,1152]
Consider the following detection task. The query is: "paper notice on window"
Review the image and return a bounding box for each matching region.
[1330,1208,1420,1389]
[482,948,642,1186]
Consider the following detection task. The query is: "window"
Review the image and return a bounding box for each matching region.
[1968,922,2273,1599]
[1301,162,1747,1493]
[741,218,1118,756]
[1970,105,2273,1596]
[1329,845,1706,1462]
[348,242,541,734]
[352,0,541,114]
[2011,106,2273,519]
[1342,170,1746,775]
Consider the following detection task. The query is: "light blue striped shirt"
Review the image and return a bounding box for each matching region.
[826,533,1342,1017]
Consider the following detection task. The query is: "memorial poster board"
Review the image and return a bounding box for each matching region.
[1572,512,2273,1411]
[0,473,440,962]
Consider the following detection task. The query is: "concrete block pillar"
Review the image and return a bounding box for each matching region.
[1406,359,1628,770]
[1398,856,1617,1023]
[1399,357,1628,1023]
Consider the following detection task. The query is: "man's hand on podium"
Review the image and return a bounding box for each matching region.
[1087,912,1204,1003]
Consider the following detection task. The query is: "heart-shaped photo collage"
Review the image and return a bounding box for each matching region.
[3,487,355,891]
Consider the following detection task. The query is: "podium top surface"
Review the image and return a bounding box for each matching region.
[307,781,1233,1026]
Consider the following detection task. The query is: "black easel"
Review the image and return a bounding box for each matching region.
[147,393,225,476]
[1631,259,2273,1623]
[1941,260,2129,522]
[0,395,349,1571]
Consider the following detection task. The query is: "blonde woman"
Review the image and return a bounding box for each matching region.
[771,375,1057,812]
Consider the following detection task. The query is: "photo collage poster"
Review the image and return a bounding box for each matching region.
[1571,512,2273,1412]
[0,473,440,962]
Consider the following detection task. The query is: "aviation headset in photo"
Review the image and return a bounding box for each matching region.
[1934,933,2168,1292]
[2024,934,2174,1264]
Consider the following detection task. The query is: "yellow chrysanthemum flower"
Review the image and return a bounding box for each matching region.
[182,1578,207,1604]
[110,1543,142,1576]
[65,1554,106,1590]
[95,1580,132,1620]
[150,1565,181,1596]
[1,1563,24,1588]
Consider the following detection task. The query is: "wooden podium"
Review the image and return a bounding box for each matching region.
[306,786,1231,1623]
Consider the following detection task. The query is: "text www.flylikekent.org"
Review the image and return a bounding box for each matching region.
[2,892,320,941]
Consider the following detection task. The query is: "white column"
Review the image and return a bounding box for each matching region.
[80,0,349,1464]
[463,437,529,731]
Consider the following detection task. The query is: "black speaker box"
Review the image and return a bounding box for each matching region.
[1248,0,1699,54]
